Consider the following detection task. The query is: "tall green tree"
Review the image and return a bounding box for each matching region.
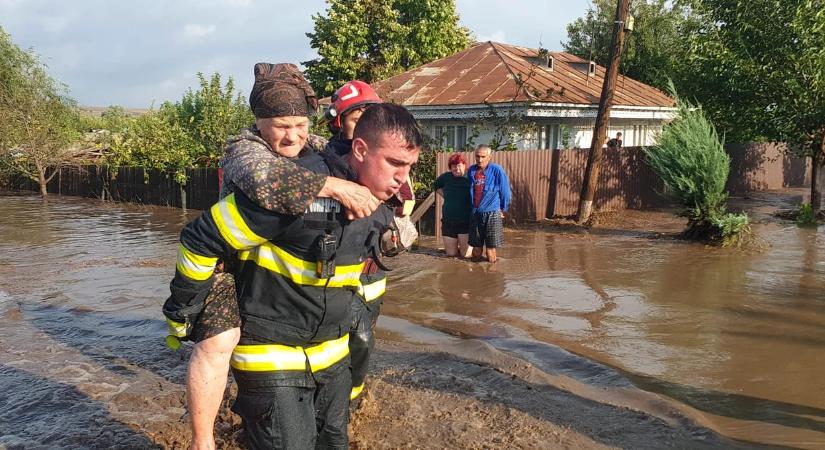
[0,27,82,197]
[563,0,698,92]
[304,0,471,96]
[684,0,825,211]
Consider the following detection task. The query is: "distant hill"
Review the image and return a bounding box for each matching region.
[78,106,149,117]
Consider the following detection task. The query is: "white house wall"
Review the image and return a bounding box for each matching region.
[420,118,662,150]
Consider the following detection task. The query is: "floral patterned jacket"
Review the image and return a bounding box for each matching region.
[219,127,329,215]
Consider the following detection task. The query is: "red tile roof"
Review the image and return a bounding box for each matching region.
[371,41,674,108]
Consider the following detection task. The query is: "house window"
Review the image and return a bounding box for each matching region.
[433,125,468,150]
[539,124,561,149]
[538,124,560,149]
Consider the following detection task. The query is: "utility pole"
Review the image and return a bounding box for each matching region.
[577,0,631,224]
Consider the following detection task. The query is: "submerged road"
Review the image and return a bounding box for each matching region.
[0,192,822,448]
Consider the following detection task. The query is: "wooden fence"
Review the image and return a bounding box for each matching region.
[6,166,221,211]
[4,143,811,234]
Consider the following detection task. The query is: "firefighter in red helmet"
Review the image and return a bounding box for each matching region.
[322,81,416,407]
[325,80,383,155]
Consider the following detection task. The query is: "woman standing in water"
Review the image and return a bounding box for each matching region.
[434,153,473,258]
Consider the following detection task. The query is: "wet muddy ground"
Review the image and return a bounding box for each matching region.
[0,190,822,449]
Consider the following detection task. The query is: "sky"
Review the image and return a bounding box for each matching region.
[0,0,591,108]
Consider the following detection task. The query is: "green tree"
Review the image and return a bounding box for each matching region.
[104,72,253,183]
[643,85,750,245]
[100,105,132,133]
[304,0,471,96]
[683,0,825,211]
[170,72,253,166]
[563,0,698,92]
[393,0,472,70]
[109,105,201,184]
[0,27,82,197]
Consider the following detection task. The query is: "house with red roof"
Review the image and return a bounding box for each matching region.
[371,41,676,150]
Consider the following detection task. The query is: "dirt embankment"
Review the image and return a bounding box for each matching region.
[139,339,755,450]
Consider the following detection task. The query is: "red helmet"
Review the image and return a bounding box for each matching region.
[327,80,382,131]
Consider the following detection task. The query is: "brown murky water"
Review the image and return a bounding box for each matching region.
[1,192,823,449]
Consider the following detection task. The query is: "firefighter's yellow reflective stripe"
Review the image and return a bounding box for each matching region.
[350,383,364,400]
[166,318,188,338]
[401,199,415,216]
[231,334,350,373]
[303,334,350,372]
[238,243,364,287]
[357,277,386,302]
[210,193,267,250]
[176,244,217,281]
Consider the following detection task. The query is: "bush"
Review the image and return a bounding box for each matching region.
[109,109,202,184]
[644,82,752,246]
[796,203,817,226]
[710,212,751,247]
[171,73,253,166]
[411,147,438,198]
[101,72,253,182]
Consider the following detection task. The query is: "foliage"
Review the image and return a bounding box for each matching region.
[710,212,751,247]
[100,105,133,133]
[310,115,332,140]
[0,26,83,196]
[171,73,253,166]
[644,84,751,245]
[304,0,471,96]
[682,0,825,157]
[563,0,699,92]
[410,134,443,198]
[795,203,817,226]
[1,27,275,190]
[108,106,201,184]
[393,0,473,69]
[645,88,729,223]
[104,72,253,181]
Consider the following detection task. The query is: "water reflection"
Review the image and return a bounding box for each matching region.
[2,192,824,448]
[389,224,825,447]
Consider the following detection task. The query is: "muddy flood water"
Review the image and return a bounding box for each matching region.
[0,191,823,449]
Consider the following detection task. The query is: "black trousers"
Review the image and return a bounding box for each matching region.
[349,298,380,393]
[231,366,351,450]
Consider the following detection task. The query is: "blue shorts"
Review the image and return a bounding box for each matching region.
[469,211,504,248]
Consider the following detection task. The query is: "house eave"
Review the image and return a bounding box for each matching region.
[404,102,677,121]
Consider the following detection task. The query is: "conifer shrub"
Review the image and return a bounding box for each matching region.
[644,84,752,246]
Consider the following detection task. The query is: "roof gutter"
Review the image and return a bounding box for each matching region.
[403,102,677,121]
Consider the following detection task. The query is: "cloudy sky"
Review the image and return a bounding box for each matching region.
[0,0,590,108]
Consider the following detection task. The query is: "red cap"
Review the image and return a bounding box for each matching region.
[327,80,383,130]
[448,153,466,167]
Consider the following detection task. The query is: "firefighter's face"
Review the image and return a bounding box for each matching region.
[341,107,365,140]
[352,132,419,201]
[256,116,309,158]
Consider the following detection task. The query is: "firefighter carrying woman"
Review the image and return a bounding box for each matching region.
[163,62,419,449]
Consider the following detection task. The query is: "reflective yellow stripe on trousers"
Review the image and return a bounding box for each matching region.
[357,277,386,302]
[350,383,365,400]
[231,334,350,373]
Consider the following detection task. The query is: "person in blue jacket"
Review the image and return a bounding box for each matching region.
[467,144,511,263]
